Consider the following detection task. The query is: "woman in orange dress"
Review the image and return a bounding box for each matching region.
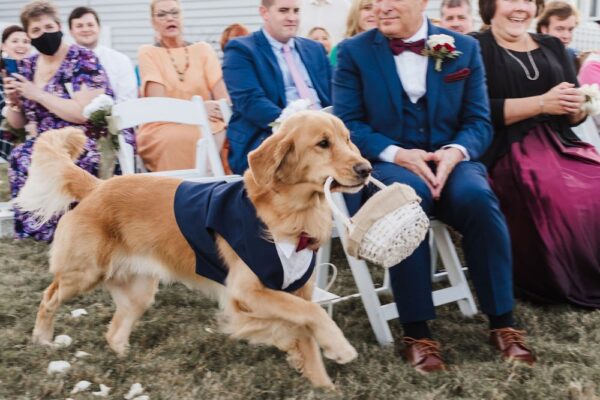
[137,0,229,172]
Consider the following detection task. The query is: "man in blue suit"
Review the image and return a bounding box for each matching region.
[334,0,534,372]
[222,0,332,174]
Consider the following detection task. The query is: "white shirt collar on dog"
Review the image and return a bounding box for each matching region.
[275,240,314,290]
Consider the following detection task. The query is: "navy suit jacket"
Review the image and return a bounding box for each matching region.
[333,22,492,161]
[223,30,332,174]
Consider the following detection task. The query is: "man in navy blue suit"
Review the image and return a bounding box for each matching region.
[333,0,534,372]
[222,0,332,174]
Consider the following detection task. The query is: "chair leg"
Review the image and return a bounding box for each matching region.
[429,229,445,282]
[332,193,394,346]
[315,240,332,289]
[431,223,478,316]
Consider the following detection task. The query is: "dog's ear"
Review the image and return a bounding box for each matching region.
[248,131,295,186]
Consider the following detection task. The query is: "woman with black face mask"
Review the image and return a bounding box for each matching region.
[2,0,114,242]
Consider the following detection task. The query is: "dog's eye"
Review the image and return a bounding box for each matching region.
[317,139,329,149]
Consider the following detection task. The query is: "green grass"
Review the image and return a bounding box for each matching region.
[0,171,599,399]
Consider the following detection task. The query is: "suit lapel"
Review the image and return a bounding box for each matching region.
[256,31,286,106]
[425,23,443,125]
[373,30,404,117]
[296,40,329,104]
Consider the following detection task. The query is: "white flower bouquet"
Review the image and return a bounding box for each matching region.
[580,83,600,116]
[269,99,313,132]
[83,94,114,120]
[83,94,119,179]
[423,34,462,72]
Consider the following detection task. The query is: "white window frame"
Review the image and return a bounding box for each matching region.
[578,0,600,19]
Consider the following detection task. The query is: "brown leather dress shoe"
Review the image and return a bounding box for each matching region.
[402,337,447,374]
[490,328,536,366]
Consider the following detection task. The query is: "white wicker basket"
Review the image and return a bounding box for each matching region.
[324,176,429,268]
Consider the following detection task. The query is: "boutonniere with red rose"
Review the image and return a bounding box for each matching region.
[422,34,462,72]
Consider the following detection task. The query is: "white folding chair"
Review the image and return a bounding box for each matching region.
[108,96,225,178]
[572,116,600,152]
[0,201,14,238]
[111,93,334,305]
[218,99,233,124]
[316,192,477,346]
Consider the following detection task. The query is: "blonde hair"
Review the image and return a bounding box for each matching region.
[345,0,373,38]
[308,26,330,38]
[20,0,61,32]
[150,0,182,17]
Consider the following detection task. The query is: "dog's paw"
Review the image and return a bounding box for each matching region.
[107,339,129,357]
[32,337,54,347]
[32,331,54,347]
[323,340,357,364]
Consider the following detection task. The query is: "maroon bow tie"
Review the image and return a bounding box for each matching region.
[296,232,317,252]
[389,38,426,56]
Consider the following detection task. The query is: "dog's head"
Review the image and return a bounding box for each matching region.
[247,111,371,194]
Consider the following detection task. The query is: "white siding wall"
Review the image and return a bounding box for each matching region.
[1,0,443,61]
[0,0,263,60]
[1,0,597,61]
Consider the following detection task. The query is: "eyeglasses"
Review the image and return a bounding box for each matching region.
[153,10,180,20]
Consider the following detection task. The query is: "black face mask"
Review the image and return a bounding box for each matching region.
[31,31,63,56]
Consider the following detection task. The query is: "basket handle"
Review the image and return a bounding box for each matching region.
[323,176,387,229]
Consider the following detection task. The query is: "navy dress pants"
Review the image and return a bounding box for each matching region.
[346,161,514,323]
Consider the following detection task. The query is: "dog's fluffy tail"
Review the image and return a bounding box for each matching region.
[14,127,100,226]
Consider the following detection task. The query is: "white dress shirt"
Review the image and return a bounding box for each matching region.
[93,45,138,103]
[262,29,322,108]
[379,14,469,163]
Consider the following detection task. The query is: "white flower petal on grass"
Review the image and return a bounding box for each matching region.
[47,360,71,374]
[124,383,144,399]
[71,380,92,394]
[83,95,114,119]
[133,396,150,400]
[71,308,88,318]
[92,384,111,397]
[75,350,92,358]
[53,334,72,348]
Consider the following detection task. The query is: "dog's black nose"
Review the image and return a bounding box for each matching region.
[353,163,372,179]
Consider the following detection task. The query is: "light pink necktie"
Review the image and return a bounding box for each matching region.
[282,44,317,108]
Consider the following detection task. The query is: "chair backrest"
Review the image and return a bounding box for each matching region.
[109,96,211,130]
[108,95,224,176]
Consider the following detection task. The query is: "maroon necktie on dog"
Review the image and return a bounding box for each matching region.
[389,38,426,56]
[296,232,317,252]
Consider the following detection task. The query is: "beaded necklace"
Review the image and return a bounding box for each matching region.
[161,41,189,82]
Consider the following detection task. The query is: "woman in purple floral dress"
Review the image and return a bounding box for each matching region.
[3,1,116,241]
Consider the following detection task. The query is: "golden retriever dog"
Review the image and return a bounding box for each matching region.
[15,111,372,388]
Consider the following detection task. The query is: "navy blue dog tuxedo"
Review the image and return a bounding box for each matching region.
[174,180,316,292]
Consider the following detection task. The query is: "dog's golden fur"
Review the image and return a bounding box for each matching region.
[16,111,372,388]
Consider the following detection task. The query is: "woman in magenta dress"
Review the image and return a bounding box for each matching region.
[472,0,600,307]
[2,1,117,241]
